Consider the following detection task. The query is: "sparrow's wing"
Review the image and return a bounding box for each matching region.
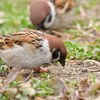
[0,30,44,50]
[55,0,75,11]
[0,35,13,50]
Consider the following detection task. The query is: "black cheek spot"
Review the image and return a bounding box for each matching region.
[47,13,52,23]
[52,49,60,59]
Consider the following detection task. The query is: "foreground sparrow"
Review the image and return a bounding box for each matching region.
[0,29,67,71]
[29,0,75,30]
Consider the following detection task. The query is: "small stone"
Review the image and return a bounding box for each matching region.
[82,69,88,72]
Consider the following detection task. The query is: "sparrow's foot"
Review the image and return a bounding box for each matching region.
[33,67,50,73]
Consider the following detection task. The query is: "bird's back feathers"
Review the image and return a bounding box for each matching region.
[0,30,44,50]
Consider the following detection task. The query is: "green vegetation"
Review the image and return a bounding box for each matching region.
[65,41,100,60]
[0,0,33,34]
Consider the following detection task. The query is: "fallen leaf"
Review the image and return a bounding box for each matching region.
[5,62,22,85]
[49,77,71,100]
[0,62,22,92]
[49,77,68,94]
[87,82,100,97]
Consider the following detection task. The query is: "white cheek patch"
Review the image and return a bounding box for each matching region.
[43,1,56,28]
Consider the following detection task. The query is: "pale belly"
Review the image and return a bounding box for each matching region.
[0,44,52,69]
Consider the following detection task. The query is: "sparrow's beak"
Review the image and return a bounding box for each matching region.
[59,55,66,66]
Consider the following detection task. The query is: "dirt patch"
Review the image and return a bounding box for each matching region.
[50,60,100,80]
[30,59,100,82]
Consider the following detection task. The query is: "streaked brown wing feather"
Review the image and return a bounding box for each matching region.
[0,30,44,50]
[55,0,75,11]
[0,35,13,50]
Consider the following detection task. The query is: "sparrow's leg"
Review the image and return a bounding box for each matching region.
[33,67,50,73]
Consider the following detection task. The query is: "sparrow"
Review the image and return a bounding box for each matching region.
[50,0,76,30]
[0,29,67,71]
[29,0,75,30]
